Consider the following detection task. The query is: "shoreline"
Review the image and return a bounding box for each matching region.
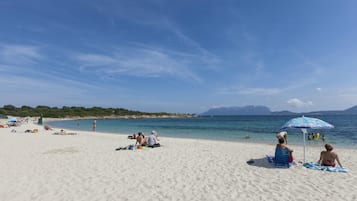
[42,114,195,121]
[3,120,357,164]
[44,118,357,150]
[3,121,356,159]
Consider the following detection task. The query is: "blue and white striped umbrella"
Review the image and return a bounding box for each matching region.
[281,116,334,129]
[281,116,334,163]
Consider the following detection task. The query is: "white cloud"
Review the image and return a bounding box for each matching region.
[75,46,203,82]
[0,44,43,65]
[316,87,322,92]
[287,98,313,108]
[218,86,282,95]
[91,2,221,70]
[169,25,220,69]
[239,87,281,95]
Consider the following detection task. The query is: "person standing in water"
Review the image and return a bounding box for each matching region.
[93,119,96,132]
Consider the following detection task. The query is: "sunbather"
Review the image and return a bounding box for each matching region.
[136,132,147,146]
[44,125,53,130]
[128,133,137,139]
[318,144,343,168]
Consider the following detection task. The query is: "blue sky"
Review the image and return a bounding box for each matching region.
[1,0,357,113]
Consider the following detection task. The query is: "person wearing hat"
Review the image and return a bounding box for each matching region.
[276,131,293,162]
[276,131,288,144]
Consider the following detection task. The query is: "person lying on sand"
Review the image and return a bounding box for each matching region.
[44,125,53,130]
[25,129,39,133]
[127,133,137,139]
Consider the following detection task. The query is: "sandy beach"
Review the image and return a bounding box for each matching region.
[0,121,356,201]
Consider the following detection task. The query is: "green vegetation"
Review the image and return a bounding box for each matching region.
[0,105,186,118]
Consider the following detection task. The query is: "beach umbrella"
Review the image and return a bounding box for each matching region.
[8,117,17,123]
[281,116,334,163]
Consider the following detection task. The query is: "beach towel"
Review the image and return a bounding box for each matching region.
[303,162,349,173]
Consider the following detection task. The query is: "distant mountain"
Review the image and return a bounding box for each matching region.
[271,110,297,115]
[343,105,357,114]
[200,105,357,116]
[304,106,357,115]
[200,105,271,116]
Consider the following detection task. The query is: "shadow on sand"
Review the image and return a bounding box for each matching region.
[246,157,277,169]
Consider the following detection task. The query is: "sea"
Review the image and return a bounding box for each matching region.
[47,115,357,148]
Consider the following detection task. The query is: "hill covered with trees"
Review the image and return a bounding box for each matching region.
[0,105,189,118]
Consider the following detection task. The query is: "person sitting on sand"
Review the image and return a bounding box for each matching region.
[318,144,343,167]
[276,137,293,162]
[136,132,147,146]
[151,130,159,141]
[148,131,160,147]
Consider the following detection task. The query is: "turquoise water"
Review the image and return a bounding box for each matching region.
[47,115,357,148]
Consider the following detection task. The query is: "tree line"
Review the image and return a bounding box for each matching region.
[0,105,176,118]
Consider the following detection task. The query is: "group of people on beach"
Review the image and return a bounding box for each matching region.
[92,119,160,150]
[275,131,343,167]
[127,130,160,148]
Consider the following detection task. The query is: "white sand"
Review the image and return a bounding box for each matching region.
[0,121,356,201]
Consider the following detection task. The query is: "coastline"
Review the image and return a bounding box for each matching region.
[43,114,195,121]
[0,121,356,201]
[44,117,357,150]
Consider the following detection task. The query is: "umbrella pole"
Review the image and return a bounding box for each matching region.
[301,128,307,163]
[303,132,306,163]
